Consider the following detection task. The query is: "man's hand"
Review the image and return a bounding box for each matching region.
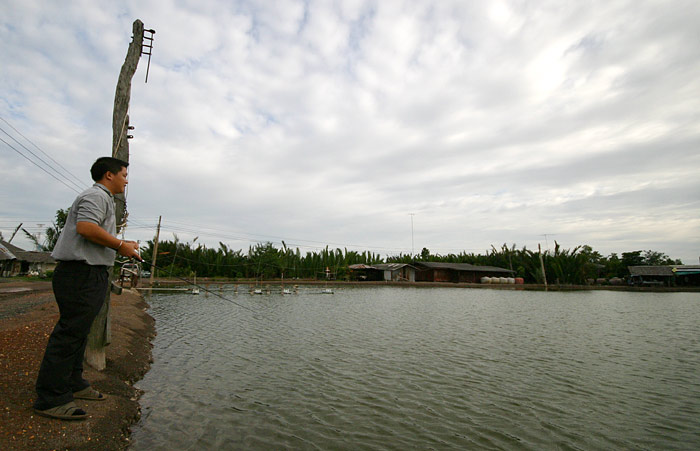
[117,240,142,261]
[76,222,142,261]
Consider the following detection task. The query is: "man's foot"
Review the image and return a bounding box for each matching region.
[34,401,87,420]
[73,386,106,401]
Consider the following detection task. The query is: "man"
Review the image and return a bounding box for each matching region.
[34,157,141,420]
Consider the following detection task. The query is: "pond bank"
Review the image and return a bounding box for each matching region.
[148,278,700,292]
[0,282,155,450]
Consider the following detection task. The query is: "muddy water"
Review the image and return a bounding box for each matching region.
[130,287,700,450]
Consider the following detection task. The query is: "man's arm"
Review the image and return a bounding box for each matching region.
[76,221,142,260]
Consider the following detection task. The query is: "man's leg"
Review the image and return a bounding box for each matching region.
[34,263,108,410]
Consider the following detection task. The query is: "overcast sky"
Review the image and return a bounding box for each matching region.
[1,0,699,263]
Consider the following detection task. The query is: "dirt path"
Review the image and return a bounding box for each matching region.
[0,281,155,450]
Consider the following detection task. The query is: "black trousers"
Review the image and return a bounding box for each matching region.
[34,261,109,410]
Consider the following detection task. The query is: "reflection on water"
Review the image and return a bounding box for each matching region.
[130,287,700,450]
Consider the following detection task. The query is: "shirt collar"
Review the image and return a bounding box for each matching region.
[94,182,115,198]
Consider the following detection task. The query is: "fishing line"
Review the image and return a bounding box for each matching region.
[117,260,333,368]
[118,253,349,378]
[118,259,259,315]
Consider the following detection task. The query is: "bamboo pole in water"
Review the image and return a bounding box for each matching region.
[150,216,162,287]
[539,243,548,291]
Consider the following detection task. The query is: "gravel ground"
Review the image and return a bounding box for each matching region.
[0,281,53,320]
[0,281,155,450]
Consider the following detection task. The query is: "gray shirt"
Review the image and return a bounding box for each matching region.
[52,183,117,266]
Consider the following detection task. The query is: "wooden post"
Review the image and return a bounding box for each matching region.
[539,243,548,291]
[150,216,162,286]
[113,19,145,222]
[85,20,145,370]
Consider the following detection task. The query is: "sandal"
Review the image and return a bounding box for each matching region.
[73,386,106,401]
[34,401,87,420]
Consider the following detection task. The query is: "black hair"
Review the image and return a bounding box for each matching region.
[90,157,129,181]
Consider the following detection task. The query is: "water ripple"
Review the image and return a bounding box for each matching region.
[131,287,700,450]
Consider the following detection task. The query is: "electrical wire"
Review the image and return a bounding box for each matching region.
[140,221,409,254]
[0,117,86,189]
[0,114,471,258]
[0,135,82,195]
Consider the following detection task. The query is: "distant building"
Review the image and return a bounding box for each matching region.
[373,263,416,282]
[628,265,700,287]
[413,262,514,283]
[349,261,514,283]
[0,240,56,277]
[347,264,379,281]
[348,263,416,282]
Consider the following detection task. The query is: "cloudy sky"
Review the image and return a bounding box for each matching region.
[1,0,699,263]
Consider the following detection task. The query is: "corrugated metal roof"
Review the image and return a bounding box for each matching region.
[0,240,55,263]
[16,251,55,263]
[1,240,25,256]
[671,265,700,275]
[414,262,514,273]
[349,263,417,271]
[628,266,674,277]
[0,242,17,261]
[373,263,416,271]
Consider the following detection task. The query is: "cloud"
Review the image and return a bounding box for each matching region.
[1,0,699,263]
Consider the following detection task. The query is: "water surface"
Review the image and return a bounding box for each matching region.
[130,287,700,450]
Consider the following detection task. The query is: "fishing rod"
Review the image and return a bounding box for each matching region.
[117,258,259,314]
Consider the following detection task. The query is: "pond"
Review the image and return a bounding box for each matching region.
[130,286,700,450]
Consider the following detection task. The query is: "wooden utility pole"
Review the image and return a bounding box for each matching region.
[149,216,162,286]
[113,19,144,221]
[85,19,146,370]
[8,223,22,243]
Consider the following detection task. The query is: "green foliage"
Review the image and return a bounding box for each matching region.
[22,228,44,251]
[381,242,682,284]
[142,239,384,280]
[420,247,431,261]
[31,208,678,284]
[621,251,645,268]
[642,250,682,266]
[128,221,684,284]
[146,239,683,283]
[45,208,69,251]
[23,208,70,252]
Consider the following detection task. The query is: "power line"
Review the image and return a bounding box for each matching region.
[0,124,86,192]
[123,219,404,255]
[2,214,487,257]
[160,218,413,253]
[160,225,402,253]
[0,135,82,195]
[0,117,86,189]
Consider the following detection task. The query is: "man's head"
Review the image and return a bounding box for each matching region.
[90,157,129,195]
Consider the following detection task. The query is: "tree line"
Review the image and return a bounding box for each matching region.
[141,238,384,280]
[23,209,682,285]
[386,244,681,285]
[141,239,681,285]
